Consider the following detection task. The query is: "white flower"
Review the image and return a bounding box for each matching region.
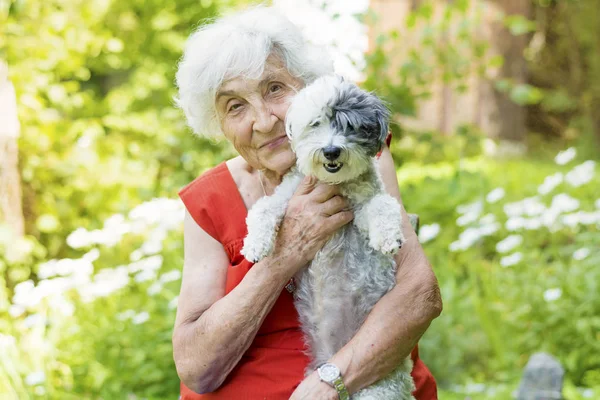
[486,188,505,203]
[79,267,130,301]
[500,252,522,267]
[496,235,523,253]
[38,258,93,279]
[135,269,157,283]
[565,160,596,187]
[464,383,486,394]
[132,311,150,325]
[554,147,576,165]
[168,296,179,310]
[582,388,594,398]
[159,270,182,283]
[550,193,580,213]
[506,217,525,231]
[449,228,481,252]
[418,223,440,243]
[8,305,25,317]
[457,200,483,216]
[83,249,100,262]
[66,228,91,249]
[543,288,562,302]
[573,248,590,260]
[479,214,496,225]
[504,197,545,218]
[147,282,163,295]
[130,250,143,262]
[538,173,563,195]
[457,211,480,227]
[25,371,46,386]
[524,218,542,230]
[49,295,75,316]
[0,334,16,349]
[449,240,467,252]
[22,314,45,328]
[128,255,163,274]
[561,211,600,227]
[117,309,136,321]
[478,222,500,236]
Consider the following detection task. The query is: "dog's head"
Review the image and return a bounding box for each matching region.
[285,75,390,184]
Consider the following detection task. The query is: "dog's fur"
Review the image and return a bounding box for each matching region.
[241,75,415,399]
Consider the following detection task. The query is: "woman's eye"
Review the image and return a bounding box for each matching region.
[269,84,283,93]
[228,103,242,112]
[310,120,320,128]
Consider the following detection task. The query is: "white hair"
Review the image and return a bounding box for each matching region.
[175,5,334,138]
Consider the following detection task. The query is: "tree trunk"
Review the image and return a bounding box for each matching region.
[485,0,531,142]
[0,62,25,238]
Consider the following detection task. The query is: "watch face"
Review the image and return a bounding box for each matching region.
[319,364,340,382]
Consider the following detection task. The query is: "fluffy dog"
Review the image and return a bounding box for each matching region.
[241,75,415,399]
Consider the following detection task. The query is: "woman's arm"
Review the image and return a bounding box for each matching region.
[291,147,442,398]
[173,210,295,393]
[173,177,354,394]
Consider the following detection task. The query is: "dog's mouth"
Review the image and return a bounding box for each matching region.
[323,161,343,173]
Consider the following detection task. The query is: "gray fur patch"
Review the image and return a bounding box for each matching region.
[329,82,390,156]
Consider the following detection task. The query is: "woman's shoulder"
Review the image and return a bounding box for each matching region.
[178,158,246,243]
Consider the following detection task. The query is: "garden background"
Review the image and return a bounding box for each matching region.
[1,0,599,399]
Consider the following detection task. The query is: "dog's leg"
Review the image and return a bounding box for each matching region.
[354,194,405,255]
[241,171,304,262]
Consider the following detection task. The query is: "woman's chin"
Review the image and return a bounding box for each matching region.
[263,148,296,175]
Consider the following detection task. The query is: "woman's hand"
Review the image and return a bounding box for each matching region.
[289,371,338,400]
[271,175,353,275]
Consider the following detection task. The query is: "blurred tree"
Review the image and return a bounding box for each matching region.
[0,61,24,238]
[526,0,600,149]
[1,0,256,259]
[485,0,532,143]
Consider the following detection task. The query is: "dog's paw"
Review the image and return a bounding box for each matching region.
[369,230,406,255]
[241,236,272,263]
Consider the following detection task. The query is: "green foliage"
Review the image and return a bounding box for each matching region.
[1,199,184,399]
[403,153,600,391]
[1,0,236,265]
[1,0,600,398]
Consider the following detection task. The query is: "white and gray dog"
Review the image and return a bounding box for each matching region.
[242,75,415,399]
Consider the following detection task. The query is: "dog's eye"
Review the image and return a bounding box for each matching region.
[310,121,320,128]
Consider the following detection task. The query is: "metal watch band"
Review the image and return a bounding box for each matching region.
[332,376,350,400]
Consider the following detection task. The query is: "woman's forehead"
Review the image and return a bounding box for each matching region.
[218,58,296,95]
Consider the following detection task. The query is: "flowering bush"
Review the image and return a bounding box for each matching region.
[1,199,184,398]
[407,148,600,395]
[1,147,598,399]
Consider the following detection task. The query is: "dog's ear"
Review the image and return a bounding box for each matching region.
[368,92,390,156]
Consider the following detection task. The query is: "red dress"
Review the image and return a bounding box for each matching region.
[178,162,438,400]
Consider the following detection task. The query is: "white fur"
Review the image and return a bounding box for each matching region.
[242,76,414,399]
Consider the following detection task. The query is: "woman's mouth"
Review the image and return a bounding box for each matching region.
[262,136,288,149]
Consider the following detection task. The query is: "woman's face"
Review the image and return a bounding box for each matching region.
[215,56,303,176]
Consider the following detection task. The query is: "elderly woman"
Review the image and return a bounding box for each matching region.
[173,6,442,400]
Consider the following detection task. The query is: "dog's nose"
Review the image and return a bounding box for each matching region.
[323,146,341,161]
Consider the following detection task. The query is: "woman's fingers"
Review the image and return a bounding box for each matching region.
[325,209,354,230]
[320,195,349,216]
[310,182,341,203]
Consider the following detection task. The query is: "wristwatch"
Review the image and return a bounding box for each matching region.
[317,363,350,400]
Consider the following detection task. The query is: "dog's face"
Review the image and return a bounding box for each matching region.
[285,75,390,184]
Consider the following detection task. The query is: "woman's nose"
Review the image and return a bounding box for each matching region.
[252,102,278,134]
